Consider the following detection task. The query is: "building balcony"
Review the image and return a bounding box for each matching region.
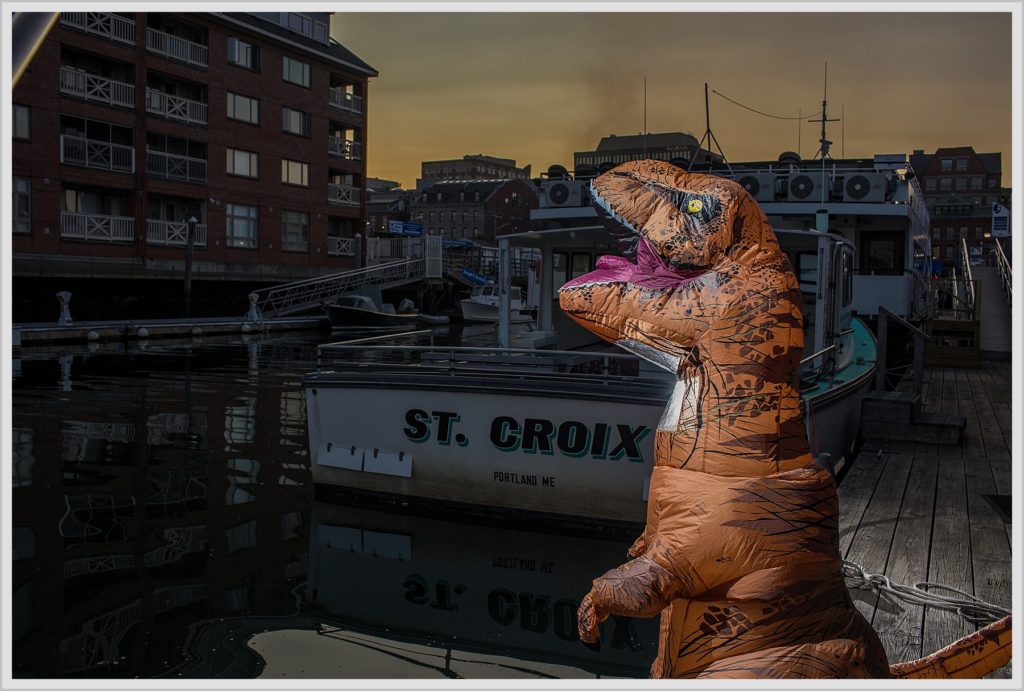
[328,183,361,207]
[328,236,357,257]
[146,150,207,183]
[328,87,363,115]
[146,219,208,247]
[327,137,363,161]
[60,66,135,109]
[145,88,207,126]
[60,134,135,173]
[61,12,136,46]
[61,212,135,242]
[145,27,208,68]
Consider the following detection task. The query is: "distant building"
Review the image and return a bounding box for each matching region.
[366,177,402,193]
[574,132,724,172]
[408,179,537,244]
[418,155,531,189]
[11,12,376,319]
[909,147,1008,266]
[366,187,411,236]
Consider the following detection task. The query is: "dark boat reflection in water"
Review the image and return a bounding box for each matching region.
[10,331,655,679]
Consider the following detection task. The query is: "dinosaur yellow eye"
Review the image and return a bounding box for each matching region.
[687,199,703,214]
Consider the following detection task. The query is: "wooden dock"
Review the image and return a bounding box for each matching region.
[838,360,1013,678]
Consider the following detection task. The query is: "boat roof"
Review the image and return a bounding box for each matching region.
[496,225,623,250]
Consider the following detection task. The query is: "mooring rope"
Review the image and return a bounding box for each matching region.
[841,560,1010,625]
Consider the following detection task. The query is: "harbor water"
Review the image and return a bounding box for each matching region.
[10,330,658,679]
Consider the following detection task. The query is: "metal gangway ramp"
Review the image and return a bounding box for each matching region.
[247,237,442,319]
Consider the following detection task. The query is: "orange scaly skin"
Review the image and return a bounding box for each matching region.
[559,160,1011,679]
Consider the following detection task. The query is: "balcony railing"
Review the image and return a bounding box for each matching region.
[60,134,135,173]
[327,236,357,257]
[60,67,135,109]
[328,87,364,115]
[145,27,208,68]
[327,136,363,161]
[328,183,361,206]
[61,12,136,45]
[61,212,134,242]
[146,220,208,247]
[145,88,208,125]
[146,150,207,183]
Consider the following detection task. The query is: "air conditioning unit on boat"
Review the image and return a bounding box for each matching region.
[539,179,587,208]
[736,173,777,202]
[842,172,887,203]
[787,171,831,202]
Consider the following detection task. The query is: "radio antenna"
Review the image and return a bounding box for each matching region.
[808,64,840,203]
[690,82,732,174]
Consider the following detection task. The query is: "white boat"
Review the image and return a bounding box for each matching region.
[459,285,533,323]
[305,153,930,527]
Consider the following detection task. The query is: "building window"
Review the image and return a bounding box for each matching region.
[932,227,940,239]
[944,245,954,260]
[281,159,309,187]
[940,178,952,192]
[13,176,30,233]
[226,203,258,248]
[959,226,967,238]
[946,227,954,240]
[227,37,259,70]
[940,159,953,172]
[988,179,997,188]
[282,210,309,251]
[227,92,260,124]
[13,104,30,139]
[955,158,968,171]
[970,177,983,191]
[924,178,937,192]
[955,177,967,192]
[282,107,310,136]
[227,148,259,178]
[282,56,311,87]
[975,226,984,239]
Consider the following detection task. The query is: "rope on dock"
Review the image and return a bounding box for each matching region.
[842,560,1010,625]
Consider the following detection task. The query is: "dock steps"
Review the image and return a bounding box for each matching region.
[861,390,965,445]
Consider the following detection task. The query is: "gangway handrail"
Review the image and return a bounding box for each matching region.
[994,238,1012,306]
[959,237,975,313]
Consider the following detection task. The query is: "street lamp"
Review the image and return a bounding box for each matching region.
[184,215,198,318]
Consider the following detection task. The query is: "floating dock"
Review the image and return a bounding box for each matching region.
[839,361,1013,678]
[12,315,328,347]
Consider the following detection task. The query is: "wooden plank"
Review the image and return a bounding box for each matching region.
[921,452,973,659]
[837,448,889,557]
[913,368,941,457]
[936,366,962,459]
[988,461,1013,550]
[954,367,987,464]
[971,365,1012,462]
[869,453,937,665]
[841,452,914,624]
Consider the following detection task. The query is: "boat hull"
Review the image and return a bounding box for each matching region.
[325,303,420,328]
[459,300,533,323]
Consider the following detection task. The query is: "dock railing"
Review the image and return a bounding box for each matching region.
[994,238,1012,306]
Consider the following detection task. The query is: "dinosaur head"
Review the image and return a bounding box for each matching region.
[559,160,781,364]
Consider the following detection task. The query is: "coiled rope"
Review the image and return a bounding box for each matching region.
[842,560,1010,625]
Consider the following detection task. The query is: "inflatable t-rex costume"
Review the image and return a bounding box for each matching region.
[558,160,1011,679]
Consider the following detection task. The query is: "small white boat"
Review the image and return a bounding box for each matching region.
[459,285,533,323]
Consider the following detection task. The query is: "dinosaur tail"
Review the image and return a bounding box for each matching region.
[889,615,1012,679]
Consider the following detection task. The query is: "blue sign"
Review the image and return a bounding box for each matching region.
[444,239,476,249]
[388,221,423,237]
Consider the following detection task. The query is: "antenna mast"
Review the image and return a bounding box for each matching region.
[808,64,840,203]
[643,76,648,157]
[690,82,732,174]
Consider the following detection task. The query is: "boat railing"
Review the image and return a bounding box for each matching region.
[313,343,670,390]
[993,238,1012,306]
[874,306,926,395]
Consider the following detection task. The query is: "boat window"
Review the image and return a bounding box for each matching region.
[841,249,853,307]
[797,252,818,294]
[570,252,593,280]
[859,232,905,276]
[553,252,568,290]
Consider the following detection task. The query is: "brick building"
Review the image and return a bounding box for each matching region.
[418,154,531,189]
[574,131,723,172]
[11,12,375,319]
[408,179,537,244]
[909,147,1008,267]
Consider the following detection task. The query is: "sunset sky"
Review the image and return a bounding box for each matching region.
[330,10,1013,188]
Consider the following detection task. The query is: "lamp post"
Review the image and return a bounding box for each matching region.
[184,215,197,318]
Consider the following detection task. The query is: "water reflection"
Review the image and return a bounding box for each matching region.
[11,330,655,679]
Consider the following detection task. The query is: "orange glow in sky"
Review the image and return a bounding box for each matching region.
[331,11,1013,189]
